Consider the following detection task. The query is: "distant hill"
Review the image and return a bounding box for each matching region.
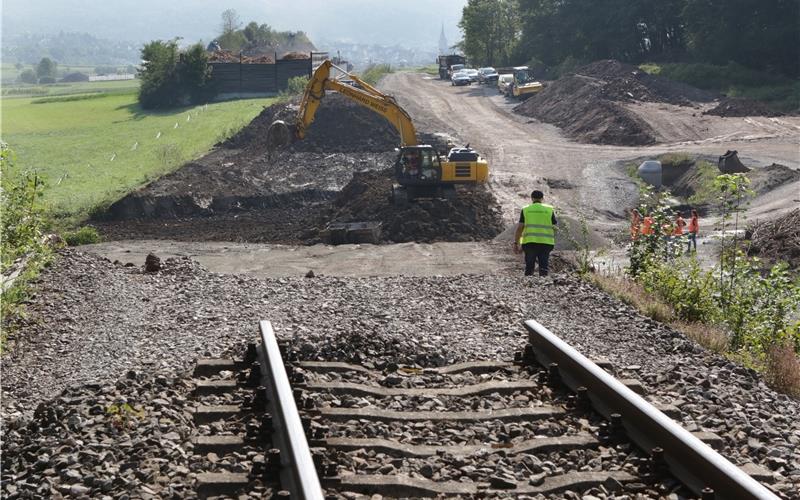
[3,32,140,65]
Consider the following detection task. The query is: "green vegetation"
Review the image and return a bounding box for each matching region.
[458,0,518,67]
[138,41,215,109]
[1,146,55,350]
[414,65,440,76]
[2,89,276,221]
[2,79,140,99]
[283,76,309,97]
[621,176,800,395]
[63,226,101,246]
[460,1,799,81]
[360,64,393,86]
[639,62,800,112]
[216,9,313,53]
[687,160,721,206]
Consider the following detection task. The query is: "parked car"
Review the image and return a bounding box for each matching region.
[478,67,499,84]
[448,63,465,78]
[463,68,480,82]
[451,70,471,86]
[497,74,514,95]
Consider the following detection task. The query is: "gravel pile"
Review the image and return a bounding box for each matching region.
[2,249,798,497]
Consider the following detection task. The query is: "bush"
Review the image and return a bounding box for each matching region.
[1,146,53,344]
[60,72,90,83]
[18,69,37,84]
[286,75,309,96]
[62,226,101,246]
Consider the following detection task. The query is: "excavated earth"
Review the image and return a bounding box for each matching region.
[95,93,504,244]
[514,59,716,146]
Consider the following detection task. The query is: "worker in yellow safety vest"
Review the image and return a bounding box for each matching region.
[514,190,558,276]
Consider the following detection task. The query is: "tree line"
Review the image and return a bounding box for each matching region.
[458,0,800,77]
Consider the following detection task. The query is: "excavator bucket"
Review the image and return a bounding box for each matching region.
[266,120,292,157]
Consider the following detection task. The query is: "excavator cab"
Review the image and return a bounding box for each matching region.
[266,59,489,206]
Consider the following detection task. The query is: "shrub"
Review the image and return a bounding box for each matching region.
[18,69,37,84]
[286,75,309,96]
[765,341,800,398]
[62,226,101,246]
[60,72,90,83]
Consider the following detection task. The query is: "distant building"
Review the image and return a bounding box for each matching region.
[439,24,449,55]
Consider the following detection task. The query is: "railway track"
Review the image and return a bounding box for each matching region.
[189,320,779,499]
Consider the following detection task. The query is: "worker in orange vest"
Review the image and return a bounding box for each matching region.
[673,213,686,237]
[630,209,642,240]
[686,209,699,253]
[641,215,654,236]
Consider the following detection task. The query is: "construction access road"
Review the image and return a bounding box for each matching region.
[382,73,800,237]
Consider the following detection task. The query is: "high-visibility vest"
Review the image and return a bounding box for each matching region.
[520,203,555,245]
[688,216,699,234]
[630,212,641,239]
[641,217,654,235]
[673,217,686,236]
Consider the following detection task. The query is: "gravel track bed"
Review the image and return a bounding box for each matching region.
[320,417,598,443]
[1,249,798,497]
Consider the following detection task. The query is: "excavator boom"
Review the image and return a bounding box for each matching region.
[295,60,418,147]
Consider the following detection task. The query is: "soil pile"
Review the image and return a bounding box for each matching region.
[97,94,504,245]
[324,169,505,243]
[705,97,784,117]
[748,209,800,269]
[514,60,714,146]
[223,93,400,154]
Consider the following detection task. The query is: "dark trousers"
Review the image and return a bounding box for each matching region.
[523,243,553,276]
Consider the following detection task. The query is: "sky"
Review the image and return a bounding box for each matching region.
[1,0,468,49]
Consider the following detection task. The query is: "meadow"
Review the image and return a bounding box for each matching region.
[1,81,276,222]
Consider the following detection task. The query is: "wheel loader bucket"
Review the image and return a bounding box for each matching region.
[266,120,292,157]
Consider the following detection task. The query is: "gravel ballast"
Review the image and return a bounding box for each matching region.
[1,249,798,497]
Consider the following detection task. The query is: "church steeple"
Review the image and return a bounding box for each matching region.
[439,23,449,54]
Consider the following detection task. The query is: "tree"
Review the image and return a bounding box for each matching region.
[220,9,241,35]
[36,57,57,80]
[18,69,37,84]
[458,0,519,67]
[138,40,215,109]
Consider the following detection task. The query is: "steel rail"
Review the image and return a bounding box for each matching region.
[524,319,778,500]
[259,320,324,500]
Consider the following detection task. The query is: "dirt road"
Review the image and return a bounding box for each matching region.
[84,240,516,277]
[382,73,800,239]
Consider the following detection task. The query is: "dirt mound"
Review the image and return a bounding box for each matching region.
[704,97,784,117]
[209,50,276,64]
[748,209,800,269]
[97,93,504,245]
[223,94,400,154]
[324,169,505,243]
[514,59,714,146]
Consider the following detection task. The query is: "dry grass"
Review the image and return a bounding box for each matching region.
[765,342,800,398]
[671,321,729,354]
[589,274,674,322]
[589,272,800,399]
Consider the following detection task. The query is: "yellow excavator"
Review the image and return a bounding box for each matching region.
[266,60,489,205]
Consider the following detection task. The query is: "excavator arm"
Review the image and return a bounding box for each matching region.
[292,60,418,147]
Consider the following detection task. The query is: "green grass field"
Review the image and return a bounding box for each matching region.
[2,87,277,222]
